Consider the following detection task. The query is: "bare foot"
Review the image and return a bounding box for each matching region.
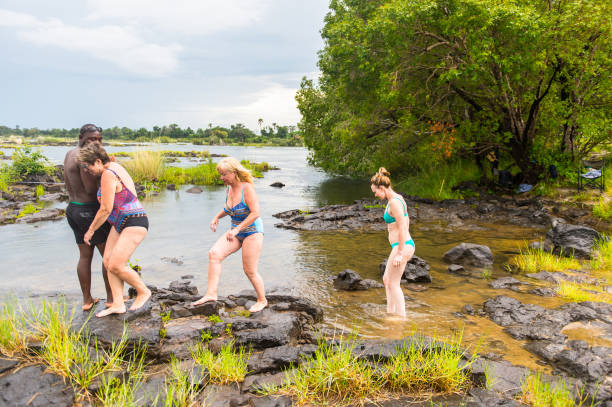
[106,295,129,308]
[191,295,217,306]
[129,288,152,311]
[82,298,99,311]
[96,305,126,318]
[248,300,268,313]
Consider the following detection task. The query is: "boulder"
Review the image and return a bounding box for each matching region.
[546,221,600,259]
[186,186,203,194]
[443,243,493,267]
[333,269,383,290]
[379,256,432,283]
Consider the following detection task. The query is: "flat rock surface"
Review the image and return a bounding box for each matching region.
[0,365,74,407]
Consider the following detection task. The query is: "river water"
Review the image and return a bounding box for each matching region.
[0,144,570,369]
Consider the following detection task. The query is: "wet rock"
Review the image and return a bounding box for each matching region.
[72,301,162,357]
[0,364,74,406]
[470,358,532,397]
[166,183,176,190]
[269,182,285,188]
[379,256,432,283]
[529,287,556,297]
[333,269,383,290]
[466,388,522,406]
[247,344,318,374]
[443,243,493,267]
[0,357,18,374]
[202,383,245,407]
[38,192,68,202]
[186,186,203,194]
[448,264,467,274]
[162,256,184,265]
[248,395,293,407]
[235,288,323,322]
[546,221,600,259]
[168,279,199,295]
[489,277,523,289]
[15,207,65,223]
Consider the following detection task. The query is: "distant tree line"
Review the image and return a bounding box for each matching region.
[0,122,303,146]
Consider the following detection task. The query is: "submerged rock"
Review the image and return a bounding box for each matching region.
[443,243,493,267]
[333,269,383,290]
[269,182,285,188]
[489,277,523,290]
[186,186,203,194]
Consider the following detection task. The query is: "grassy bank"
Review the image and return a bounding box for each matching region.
[121,150,271,188]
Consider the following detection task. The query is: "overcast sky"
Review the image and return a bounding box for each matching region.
[0,0,328,131]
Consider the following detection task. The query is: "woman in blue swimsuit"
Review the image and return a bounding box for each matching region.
[371,167,414,317]
[192,157,267,312]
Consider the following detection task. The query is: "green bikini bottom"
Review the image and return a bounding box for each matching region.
[391,239,415,249]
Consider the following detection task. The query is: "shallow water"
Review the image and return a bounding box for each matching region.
[0,144,575,370]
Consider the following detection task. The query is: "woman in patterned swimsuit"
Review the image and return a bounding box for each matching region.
[77,143,151,318]
[192,157,267,312]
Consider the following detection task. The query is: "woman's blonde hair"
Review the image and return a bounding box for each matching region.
[217,157,254,184]
[370,167,391,188]
[77,142,110,165]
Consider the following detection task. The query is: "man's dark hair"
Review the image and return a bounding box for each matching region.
[80,124,102,136]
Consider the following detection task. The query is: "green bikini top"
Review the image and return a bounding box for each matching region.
[384,196,408,224]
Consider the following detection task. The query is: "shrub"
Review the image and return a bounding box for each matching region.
[11,146,53,179]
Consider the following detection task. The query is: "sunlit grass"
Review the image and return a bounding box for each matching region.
[16,203,41,218]
[519,372,596,407]
[123,150,166,184]
[162,161,222,186]
[592,198,612,220]
[163,357,201,407]
[191,340,249,384]
[267,333,476,406]
[96,346,148,407]
[508,246,581,274]
[0,300,30,357]
[555,281,611,304]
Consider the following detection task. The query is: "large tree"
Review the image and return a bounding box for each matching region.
[297,0,611,181]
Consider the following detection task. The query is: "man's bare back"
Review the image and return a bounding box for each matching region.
[64,147,99,203]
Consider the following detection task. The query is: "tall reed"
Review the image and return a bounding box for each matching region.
[123,150,166,183]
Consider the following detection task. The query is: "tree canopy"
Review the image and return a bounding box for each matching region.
[297,0,611,181]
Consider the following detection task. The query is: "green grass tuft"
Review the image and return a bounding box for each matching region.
[508,246,581,274]
[35,184,45,198]
[519,372,596,407]
[17,203,41,218]
[191,340,249,384]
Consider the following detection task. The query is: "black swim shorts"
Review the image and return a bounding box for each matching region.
[66,202,111,246]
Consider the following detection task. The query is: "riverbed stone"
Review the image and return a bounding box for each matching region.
[489,277,523,290]
[242,371,288,393]
[379,255,432,283]
[443,243,493,267]
[333,269,383,290]
[186,186,203,193]
[0,364,74,406]
[448,264,467,274]
[15,207,65,223]
[248,395,293,407]
[269,182,285,188]
[232,310,302,350]
[546,221,600,259]
[465,388,523,407]
[529,287,556,297]
[235,287,323,322]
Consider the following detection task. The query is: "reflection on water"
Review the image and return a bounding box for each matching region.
[0,144,580,370]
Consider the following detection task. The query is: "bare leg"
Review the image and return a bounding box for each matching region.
[192,233,241,306]
[76,243,98,310]
[241,233,267,312]
[383,246,413,317]
[95,242,113,306]
[98,228,124,317]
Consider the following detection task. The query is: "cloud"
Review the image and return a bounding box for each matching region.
[165,83,301,129]
[86,0,269,36]
[0,9,181,77]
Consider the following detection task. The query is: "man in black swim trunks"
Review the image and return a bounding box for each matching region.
[64,124,113,310]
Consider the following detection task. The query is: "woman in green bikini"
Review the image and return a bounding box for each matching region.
[371,167,415,317]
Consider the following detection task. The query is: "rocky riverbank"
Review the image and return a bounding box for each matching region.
[1,277,610,406]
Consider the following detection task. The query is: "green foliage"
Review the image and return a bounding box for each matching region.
[590,235,612,272]
[481,268,492,280]
[191,340,249,384]
[0,164,13,192]
[207,314,223,324]
[519,372,596,407]
[10,146,54,179]
[35,184,45,198]
[0,299,29,356]
[163,357,201,407]
[298,0,611,181]
[592,198,612,220]
[17,203,41,218]
[200,331,213,342]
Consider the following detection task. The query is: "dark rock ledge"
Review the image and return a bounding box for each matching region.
[2,279,609,406]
